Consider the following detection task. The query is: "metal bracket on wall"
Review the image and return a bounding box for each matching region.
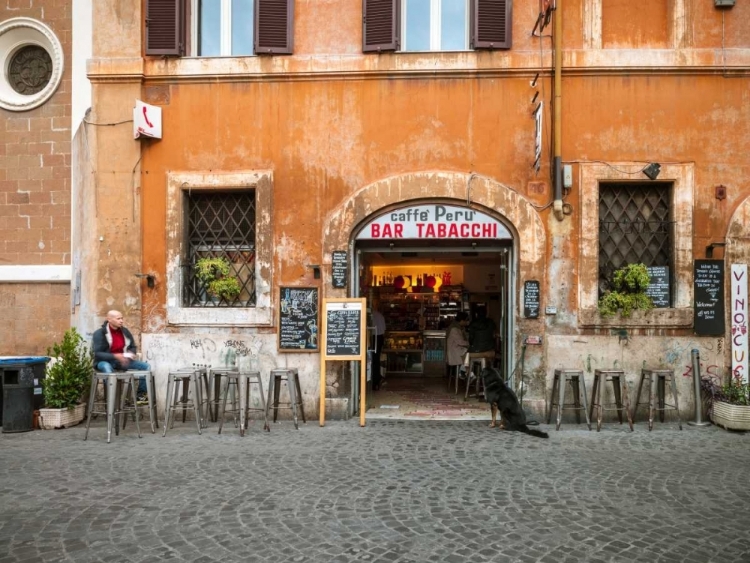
[705,243,726,259]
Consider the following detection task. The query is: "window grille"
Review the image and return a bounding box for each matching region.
[184,190,256,307]
[598,182,673,297]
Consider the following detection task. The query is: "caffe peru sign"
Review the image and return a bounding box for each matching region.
[356,204,511,240]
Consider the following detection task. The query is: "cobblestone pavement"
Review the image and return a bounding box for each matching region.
[1,418,749,563]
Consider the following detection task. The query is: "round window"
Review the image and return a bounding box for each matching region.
[8,45,53,95]
[0,18,64,112]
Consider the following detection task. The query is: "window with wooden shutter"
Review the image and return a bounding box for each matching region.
[363,0,400,52]
[145,0,186,56]
[471,0,511,50]
[254,0,294,54]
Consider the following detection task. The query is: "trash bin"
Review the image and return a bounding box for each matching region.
[0,357,49,433]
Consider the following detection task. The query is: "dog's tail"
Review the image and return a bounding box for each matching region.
[520,425,549,439]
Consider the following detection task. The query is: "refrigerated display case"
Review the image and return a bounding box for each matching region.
[422,330,446,377]
[383,331,423,374]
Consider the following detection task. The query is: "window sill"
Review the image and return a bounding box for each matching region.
[167,304,272,327]
[578,307,693,329]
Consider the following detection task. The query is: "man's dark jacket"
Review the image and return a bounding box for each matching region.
[92,321,137,364]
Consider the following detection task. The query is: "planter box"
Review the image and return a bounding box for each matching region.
[38,403,86,430]
[711,401,750,431]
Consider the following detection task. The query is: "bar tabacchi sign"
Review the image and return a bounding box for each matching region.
[355,204,511,240]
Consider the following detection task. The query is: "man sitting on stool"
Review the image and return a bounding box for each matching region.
[93,310,151,400]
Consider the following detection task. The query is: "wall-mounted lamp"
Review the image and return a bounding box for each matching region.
[642,163,661,180]
[307,264,321,279]
[135,273,155,288]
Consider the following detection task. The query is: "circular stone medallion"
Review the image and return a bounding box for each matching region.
[9,45,53,95]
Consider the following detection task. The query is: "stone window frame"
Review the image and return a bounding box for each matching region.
[166,171,273,326]
[578,162,694,328]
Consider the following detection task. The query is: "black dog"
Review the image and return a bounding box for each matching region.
[480,367,549,439]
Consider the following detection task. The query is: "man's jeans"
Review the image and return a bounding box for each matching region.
[96,360,150,394]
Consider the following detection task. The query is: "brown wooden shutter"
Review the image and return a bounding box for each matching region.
[255,0,294,54]
[363,0,399,53]
[472,0,512,50]
[145,0,185,56]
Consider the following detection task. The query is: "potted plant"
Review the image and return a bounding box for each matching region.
[702,371,750,431]
[195,256,241,303]
[39,327,93,429]
[598,263,654,317]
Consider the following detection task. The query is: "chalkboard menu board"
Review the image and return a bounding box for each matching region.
[694,260,724,336]
[325,302,362,356]
[278,287,319,351]
[331,250,347,289]
[646,266,670,308]
[524,280,540,318]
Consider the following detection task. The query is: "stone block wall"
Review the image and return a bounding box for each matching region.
[0,0,72,355]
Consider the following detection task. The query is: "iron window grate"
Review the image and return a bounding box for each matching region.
[184,190,256,307]
[598,182,674,298]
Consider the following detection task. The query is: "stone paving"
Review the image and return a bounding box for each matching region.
[1,417,749,563]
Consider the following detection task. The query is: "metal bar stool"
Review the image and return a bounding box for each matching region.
[464,354,491,400]
[547,369,592,431]
[265,368,306,429]
[218,371,270,435]
[632,368,683,431]
[209,366,238,423]
[589,369,634,432]
[162,368,204,436]
[121,369,158,434]
[192,364,212,424]
[447,365,462,394]
[84,372,141,442]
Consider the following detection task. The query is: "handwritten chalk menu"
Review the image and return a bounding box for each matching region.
[331,250,347,289]
[646,266,671,308]
[278,287,319,351]
[325,301,362,356]
[694,260,724,336]
[524,280,540,318]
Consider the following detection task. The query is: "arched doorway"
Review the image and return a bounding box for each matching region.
[322,172,546,419]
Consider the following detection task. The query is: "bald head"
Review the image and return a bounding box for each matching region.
[106,310,124,330]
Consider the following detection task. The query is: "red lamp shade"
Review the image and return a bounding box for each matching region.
[393,275,405,289]
[425,275,437,288]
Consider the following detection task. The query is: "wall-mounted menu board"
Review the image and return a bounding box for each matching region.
[694,260,724,336]
[278,287,319,351]
[524,280,540,318]
[324,301,363,357]
[646,266,670,308]
[331,250,347,289]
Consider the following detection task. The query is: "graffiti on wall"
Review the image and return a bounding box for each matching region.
[145,334,265,370]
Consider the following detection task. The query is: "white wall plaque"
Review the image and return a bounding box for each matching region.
[731,264,748,384]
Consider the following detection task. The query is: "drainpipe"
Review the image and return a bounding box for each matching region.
[552,0,564,222]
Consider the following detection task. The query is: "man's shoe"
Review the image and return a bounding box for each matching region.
[136,393,148,405]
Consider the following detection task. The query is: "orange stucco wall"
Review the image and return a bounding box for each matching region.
[80,0,750,416]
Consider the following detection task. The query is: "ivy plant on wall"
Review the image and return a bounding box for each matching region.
[598,263,654,317]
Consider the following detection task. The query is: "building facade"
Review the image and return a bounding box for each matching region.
[4,1,749,420]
